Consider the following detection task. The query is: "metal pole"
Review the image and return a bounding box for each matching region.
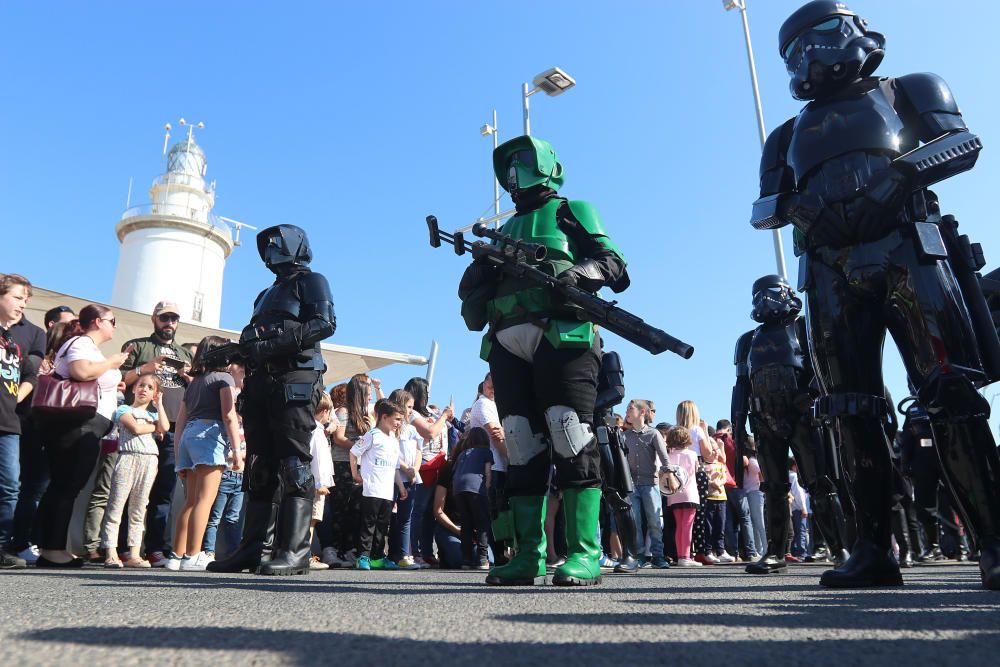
[425,340,440,388]
[737,0,788,279]
[522,82,531,136]
[492,109,500,217]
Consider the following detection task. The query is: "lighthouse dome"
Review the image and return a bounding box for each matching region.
[167,138,207,177]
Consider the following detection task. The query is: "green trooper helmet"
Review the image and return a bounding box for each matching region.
[493,135,565,194]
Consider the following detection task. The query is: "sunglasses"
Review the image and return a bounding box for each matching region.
[101,317,117,327]
[157,314,180,323]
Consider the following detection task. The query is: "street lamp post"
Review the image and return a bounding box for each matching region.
[723,0,788,279]
[480,110,501,217]
[521,67,577,136]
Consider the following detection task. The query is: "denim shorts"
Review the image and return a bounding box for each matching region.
[175,419,228,471]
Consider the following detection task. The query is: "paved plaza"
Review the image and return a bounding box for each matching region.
[2,562,997,666]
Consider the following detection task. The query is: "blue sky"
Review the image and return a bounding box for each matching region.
[3,1,1000,431]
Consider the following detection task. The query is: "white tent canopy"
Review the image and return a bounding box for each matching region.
[25,286,428,385]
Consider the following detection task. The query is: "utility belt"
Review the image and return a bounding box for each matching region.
[481,300,594,361]
[795,190,933,254]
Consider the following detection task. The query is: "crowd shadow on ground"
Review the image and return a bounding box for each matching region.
[19,624,998,667]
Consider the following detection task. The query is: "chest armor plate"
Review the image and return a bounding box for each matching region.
[250,278,301,329]
[788,80,909,188]
[748,321,804,376]
[494,199,577,299]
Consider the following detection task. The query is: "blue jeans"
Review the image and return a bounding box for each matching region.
[629,485,663,558]
[410,482,435,559]
[725,487,755,558]
[388,480,414,561]
[433,522,463,569]
[203,470,245,557]
[746,489,767,556]
[792,509,809,557]
[0,433,20,548]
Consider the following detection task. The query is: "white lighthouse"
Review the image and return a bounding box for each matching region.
[111,121,234,328]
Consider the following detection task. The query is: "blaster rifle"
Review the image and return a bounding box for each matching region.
[199,341,246,369]
[427,215,694,359]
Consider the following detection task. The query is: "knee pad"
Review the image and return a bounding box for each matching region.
[278,456,315,498]
[544,405,596,459]
[761,480,791,497]
[501,415,548,466]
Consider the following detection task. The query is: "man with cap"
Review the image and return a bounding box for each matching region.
[116,300,193,566]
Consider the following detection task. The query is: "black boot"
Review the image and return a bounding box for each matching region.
[207,501,278,573]
[258,457,315,576]
[612,505,638,574]
[820,539,902,587]
[811,492,850,563]
[746,488,790,574]
[259,497,313,575]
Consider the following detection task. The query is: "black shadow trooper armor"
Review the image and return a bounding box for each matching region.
[732,274,850,574]
[752,0,1000,588]
[594,351,640,574]
[208,225,336,576]
[459,136,629,586]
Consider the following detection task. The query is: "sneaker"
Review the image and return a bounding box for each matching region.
[309,556,329,570]
[342,549,358,566]
[694,553,716,565]
[180,552,212,571]
[422,554,439,568]
[716,551,736,564]
[320,547,338,566]
[412,556,431,569]
[637,557,652,569]
[164,554,183,571]
[785,553,801,563]
[382,559,400,570]
[478,558,491,571]
[598,554,618,569]
[16,545,40,564]
[397,555,420,570]
[676,558,703,567]
[651,556,671,569]
[0,549,27,570]
[147,551,169,568]
[356,555,371,570]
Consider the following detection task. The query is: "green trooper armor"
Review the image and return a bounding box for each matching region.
[477,136,626,358]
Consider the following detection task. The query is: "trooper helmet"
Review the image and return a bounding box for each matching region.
[492,135,565,195]
[256,225,313,274]
[751,274,802,323]
[779,0,885,100]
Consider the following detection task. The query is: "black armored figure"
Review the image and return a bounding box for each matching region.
[209,225,336,576]
[752,0,1000,588]
[732,274,850,575]
[593,351,640,574]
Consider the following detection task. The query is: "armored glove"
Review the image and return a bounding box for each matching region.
[556,258,607,293]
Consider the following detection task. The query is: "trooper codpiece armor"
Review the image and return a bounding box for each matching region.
[752,0,1000,589]
[732,274,850,575]
[459,135,630,586]
[208,225,336,576]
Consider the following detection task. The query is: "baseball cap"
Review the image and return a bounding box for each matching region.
[153,301,181,318]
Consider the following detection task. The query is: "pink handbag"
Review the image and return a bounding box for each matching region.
[30,337,99,419]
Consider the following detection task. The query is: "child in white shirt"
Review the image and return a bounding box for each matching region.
[308,393,336,569]
[350,399,407,571]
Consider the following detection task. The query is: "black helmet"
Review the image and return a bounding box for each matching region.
[256,225,313,274]
[751,274,802,323]
[779,1,885,100]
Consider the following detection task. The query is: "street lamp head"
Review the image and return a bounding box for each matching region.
[164,123,172,131]
[480,123,496,137]
[532,67,576,97]
[179,118,186,126]
[723,0,744,11]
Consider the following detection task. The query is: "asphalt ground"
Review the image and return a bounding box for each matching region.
[2,561,997,666]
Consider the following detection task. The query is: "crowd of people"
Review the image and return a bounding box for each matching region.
[0,273,972,574]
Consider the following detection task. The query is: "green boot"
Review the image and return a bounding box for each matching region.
[553,488,602,586]
[485,496,547,586]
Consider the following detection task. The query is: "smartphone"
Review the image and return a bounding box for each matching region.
[162,356,186,370]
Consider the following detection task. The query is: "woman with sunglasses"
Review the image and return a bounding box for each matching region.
[34,304,129,567]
